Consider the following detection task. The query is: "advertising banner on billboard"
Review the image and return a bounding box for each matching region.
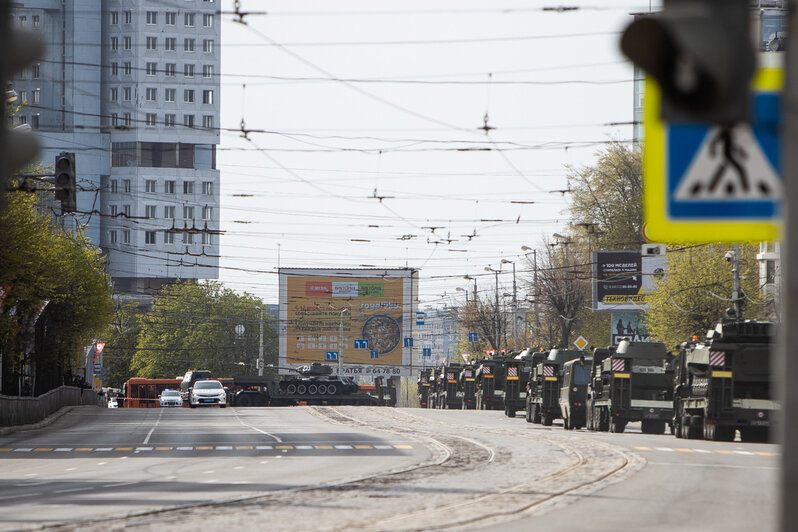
[611,311,651,344]
[279,268,418,376]
[593,251,667,312]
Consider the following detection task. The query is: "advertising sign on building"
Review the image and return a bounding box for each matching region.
[593,251,667,312]
[611,311,651,345]
[279,268,418,376]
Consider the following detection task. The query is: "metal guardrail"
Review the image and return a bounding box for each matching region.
[0,386,103,427]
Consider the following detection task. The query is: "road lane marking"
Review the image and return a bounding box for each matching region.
[295,445,313,450]
[232,410,283,443]
[33,448,53,452]
[716,450,735,454]
[97,462,108,465]
[176,446,193,451]
[215,446,233,451]
[394,445,413,450]
[196,446,213,450]
[648,461,778,470]
[374,445,394,450]
[694,449,713,453]
[135,447,153,452]
[14,481,50,487]
[53,487,92,494]
[234,466,245,470]
[0,492,40,501]
[0,448,11,452]
[655,447,674,452]
[355,445,373,449]
[94,448,113,452]
[334,445,353,449]
[75,448,92,452]
[13,448,32,452]
[276,445,293,450]
[734,450,754,455]
[236,445,253,450]
[255,446,273,450]
[54,448,73,452]
[674,448,694,452]
[203,470,214,474]
[315,445,332,449]
[142,408,164,445]
[115,447,133,451]
[155,446,173,451]
[103,482,136,488]
[755,451,775,456]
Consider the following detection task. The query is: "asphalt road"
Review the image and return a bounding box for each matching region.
[0,406,778,531]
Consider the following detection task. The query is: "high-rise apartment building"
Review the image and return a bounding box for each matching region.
[10,0,220,298]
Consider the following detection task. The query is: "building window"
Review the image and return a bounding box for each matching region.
[124,62,132,75]
[123,36,131,50]
[183,89,195,103]
[203,14,213,27]
[31,114,39,129]
[123,230,130,244]
[766,260,776,285]
[146,62,157,75]
[165,37,175,51]
[203,39,214,53]
[202,232,213,245]
[18,16,26,26]
[165,114,176,127]
[110,180,118,193]
[32,89,40,104]
[32,15,39,28]
[183,181,195,194]
[109,205,118,216]
[111,37,118,51]
[164,232,175,244]
[165,12,176,25]
[146,36,157,50]
[123,113,132,126]
[145,205,157,218]
[123,87,131,101]
[185,13,195,27]
[146,87,157,101]
[184,38,195,52]
[202,181,213,195]
[165,181,176,194]
[184,206,195,220]
[145,231,157,244]
[123,180,131,194]
[165,63,176,77]
[18,90,27,103]
[202,65,213,78]
[183,115,195,128]
[124,10,132,24]
[32,64,40,79]
[146,11,157,25]
[123,204,131,217]
[165,205,176,218]
[184,233,194,245]
[184,64,195,77]
[145,180,157,192]
[110,87,118,101]
[109,230,117,244]
[111,62,119,76]
[202,205,212,219]
[202,90,213,104]
[202,115,214,129]
[165,88,176,102]
[111,12,119,25]
[111,113,119,126]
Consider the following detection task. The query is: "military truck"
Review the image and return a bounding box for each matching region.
[586,341,674,434]
[417,368,432,408]
[673,319,775,442]
[458,365,477,409]
[435,363,464,409]
[559,356,592,430]
[526,349,582,425]
[474,358,506,410]
[503,350,534,417]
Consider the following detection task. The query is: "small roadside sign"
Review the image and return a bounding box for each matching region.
[422,347,432,357]
[370,350,379,359]
[404,337,414,347]
[644,62,783,241]
[325,351,339,361]
[574,336,589,351]
[354,339,369,349]
[468,332,479,343]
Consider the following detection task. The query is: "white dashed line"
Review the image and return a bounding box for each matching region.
[53,487,92,494]
[215,446,233,451]
[54,448,73,452]
[255,446,273,450]
[103,482,136,488]
[135,447,153,452]
[94,448,113,452]
[334,445,353,449]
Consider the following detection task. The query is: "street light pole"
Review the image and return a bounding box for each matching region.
[522,246,539,345]
[338,308,349,375]
[484,266,501,351]
[502,259,518,348]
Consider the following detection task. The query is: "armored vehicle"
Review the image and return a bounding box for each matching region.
[673,320,775,442]
[458,365,477,409]
[417,368,432,408]
[526,349,583,425]
[474,358,506,410]
[436,363,464,409]
[503,350,534,417]
[586,341,674,434]
[559,356,592,430]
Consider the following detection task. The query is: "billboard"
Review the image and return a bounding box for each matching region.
[279,268,418,377]
[611,311,651,345]
[593,251,667,312]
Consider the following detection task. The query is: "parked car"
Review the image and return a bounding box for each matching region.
[189,380,227,408]
[107,398,118,408]
[159,389,183,408]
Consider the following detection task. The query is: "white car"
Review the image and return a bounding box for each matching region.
[189,380,227,408]
[108,398,118,408]
[159,389,183,408]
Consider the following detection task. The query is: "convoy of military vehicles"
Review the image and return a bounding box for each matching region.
[418,319,777,443]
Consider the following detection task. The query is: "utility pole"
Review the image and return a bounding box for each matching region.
[484,266,500,351]
[729,244,743,320]
[781,2,798,527]
[257,307,264,377]
[502,259,518,348]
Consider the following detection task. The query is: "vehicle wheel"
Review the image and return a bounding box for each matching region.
[508,408,516,418]
[525,406,533,423]
[704,421,715,440]
[715,426,735,442]
[533,405,542,424]
[287,384,297,394]
[542,413,553,426]
[237,394,252,407]
[674,419,684,438]
[220,404,227,408]
[610,418,626,433]
[685,417,702,439]
[318,384,327,395]
[563,414,571,430]
[598,409,610,432]
[740,427,769,443]
[327,383,338,395]
[297,384,307,394]
[308,384,318,394]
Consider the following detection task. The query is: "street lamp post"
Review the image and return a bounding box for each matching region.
[501,259,518,348]
[484,266,501,351]
[338,308,349,375]
[522,245,539,345]
[256,306,264,377]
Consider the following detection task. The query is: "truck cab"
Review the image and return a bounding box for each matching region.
[559,356,592,429]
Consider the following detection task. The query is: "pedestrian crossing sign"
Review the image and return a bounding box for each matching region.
[644,61,783,242]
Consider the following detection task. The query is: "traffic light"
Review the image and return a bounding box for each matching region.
[54,152,76,213]
[1,11,45,203]
[620,0,754,125]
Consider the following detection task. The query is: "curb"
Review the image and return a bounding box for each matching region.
[0,405,98,435]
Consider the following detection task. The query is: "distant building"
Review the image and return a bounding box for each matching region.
[414,307,458,368]
[10,0,221,301]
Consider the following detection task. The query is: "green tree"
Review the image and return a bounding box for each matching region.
[566,142,643,250]
[0,193,114,394]
[645,244,769,348]
[131,281,276,378]
[101,301,143,388]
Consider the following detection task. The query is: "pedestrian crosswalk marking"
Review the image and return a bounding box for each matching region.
[0,444,413,453]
